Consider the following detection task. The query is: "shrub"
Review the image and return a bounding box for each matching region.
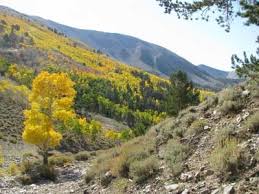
[255,150,259,162]
[220,100,242,115]
[165,139,189,176]
[85,170,95,184]
[209,138,242,179]
[100,171,113,187]
[19,159,57,183]
[129,156,159,184]
[206,95,218,107]
[111,178,130,193]
[75,151,90,161]
[214,126,235,145]
[38,165,56,181]
[186,119,207,135]
[245,112,259,133]
[49,153,74,166]
[218,88,241,105]
[89,134,156,182]
[0,146,3,166]
[17,174,32,185]
[7,163,20,176]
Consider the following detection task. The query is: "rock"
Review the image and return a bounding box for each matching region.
[200,188,210,194]
[181,189,189,194]
[223,184,235,194]
[236,116,242,124]
[180,172,193,181]
[242,112,250,120]
[144,185,151,193]
[211,188,220,194]
[203,169,214,176]
[242,90,250,97]
[164,184,179,191]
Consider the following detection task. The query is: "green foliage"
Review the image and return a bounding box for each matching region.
[0,58,10,75]
[88,131,157,184]
[220,100,242,115]
[19,158,57,183]
[167,71,200,116]
[111,178,131,194]
[129,156,159,184]
[209,138,242,179]
[214,126,235,146]
[75,151,90,161]
[0,146,3,166]
[218,87,243,115]
[165,139,189,176]
[245,111,259,133]
[48,153,74,167]
[85,170,95,184]
[6,64,35,88]
[7,162,20,176]
[186,119,207,136]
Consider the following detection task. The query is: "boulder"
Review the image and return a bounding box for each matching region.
[223,184,235,194]
[164,184,179,191]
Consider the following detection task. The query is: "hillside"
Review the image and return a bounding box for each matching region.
[1,5,258,194]
[0,76,258,194]
[81,81,259,194]
[28,14,236,90]
[198,64,239,80]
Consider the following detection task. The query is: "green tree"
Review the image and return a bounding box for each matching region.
[167,71,199,115]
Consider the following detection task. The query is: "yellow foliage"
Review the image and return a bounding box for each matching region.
[22,72,76,150]
[105,129,121,140]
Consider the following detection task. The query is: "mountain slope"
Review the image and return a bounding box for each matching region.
[198,64,229,79]
[30,16,231,90]
[198,64,239,79]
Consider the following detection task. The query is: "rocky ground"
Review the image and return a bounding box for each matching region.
[0,161,90,194]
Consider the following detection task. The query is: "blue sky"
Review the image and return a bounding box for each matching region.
[0,0,258,71]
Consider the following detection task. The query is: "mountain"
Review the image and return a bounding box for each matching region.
[198,64,229,79]
[198,64,239,80]
[30,15,235,90]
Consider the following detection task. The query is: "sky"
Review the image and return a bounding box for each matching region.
[0,0,258,71]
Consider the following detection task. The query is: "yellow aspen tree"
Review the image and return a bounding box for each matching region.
[22,71,76,165]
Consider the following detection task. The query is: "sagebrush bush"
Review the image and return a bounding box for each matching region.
[0,146,3,166]
[111,178,130,193]
[214,126,235,145]
[218,88,241,105]
[129,156,159,184]
[165,139,189,176]
[186,119,207,135]
[85,170,95,184]
[88,132,157,185]
[255,150,259,162]
[207,95,218,107]
[245,112,259,133]
[75,151,90,161]
[7,163,20,176]
[19,158,57,183]
[49,153,74,166]
[220,100,242,115]
[209,138,242,179]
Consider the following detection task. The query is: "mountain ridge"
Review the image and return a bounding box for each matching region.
[28,14,237,90]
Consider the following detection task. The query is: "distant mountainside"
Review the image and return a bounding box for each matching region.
[198,64,239,80]
[29,16,238,90]
[0,5,239,90]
